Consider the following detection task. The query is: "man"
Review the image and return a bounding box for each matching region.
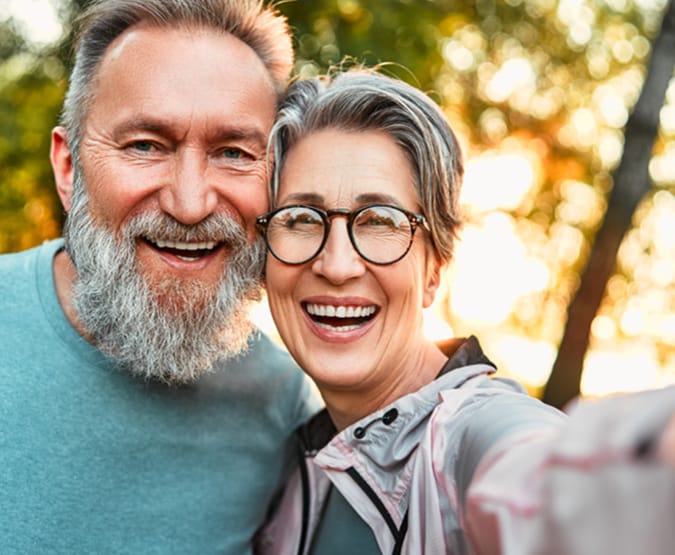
[0,1,375,553]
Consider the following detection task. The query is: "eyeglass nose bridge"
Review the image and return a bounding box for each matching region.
[323,207,354,222]
[319,207,362,257]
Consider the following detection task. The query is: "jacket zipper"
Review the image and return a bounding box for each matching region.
[297,449,311,555]
[346,467,409,554]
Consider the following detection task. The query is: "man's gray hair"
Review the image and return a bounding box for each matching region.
[268,69,464,265]
[61,0,293,164]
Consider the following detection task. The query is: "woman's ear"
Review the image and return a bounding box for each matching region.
[422,255,443,309]
[50,126,74,212]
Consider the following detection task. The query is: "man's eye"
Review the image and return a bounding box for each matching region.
[222,148,244,159]
[129,141,155,152]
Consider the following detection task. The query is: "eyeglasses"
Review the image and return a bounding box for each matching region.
[256,204,429,266]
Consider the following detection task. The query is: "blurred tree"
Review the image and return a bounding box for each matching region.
[544,0,675,408]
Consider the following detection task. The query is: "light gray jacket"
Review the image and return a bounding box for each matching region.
[256,337,675,554]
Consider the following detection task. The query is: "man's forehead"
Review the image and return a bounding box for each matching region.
[97,23,276,93]
[85,24,277,138]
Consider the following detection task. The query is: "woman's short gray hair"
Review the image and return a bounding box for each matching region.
[269,69,464,264]
[61,0,292,164]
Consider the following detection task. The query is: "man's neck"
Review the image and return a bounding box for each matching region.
[53,249,92,341]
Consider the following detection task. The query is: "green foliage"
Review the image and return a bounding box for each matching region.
[279,0,458,88]
[0,30,66,253]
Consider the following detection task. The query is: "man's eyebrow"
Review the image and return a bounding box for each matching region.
[111,118,268,147]
[208,125,268,148]
[111,117,175,139]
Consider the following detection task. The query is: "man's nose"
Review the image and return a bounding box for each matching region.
[311,219,366,284]
[159,151,218,225]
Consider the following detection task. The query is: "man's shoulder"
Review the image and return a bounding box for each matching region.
[0,239,62,275]
[235,331,299,373]
[208,330,307,392]
[206,331,320,426]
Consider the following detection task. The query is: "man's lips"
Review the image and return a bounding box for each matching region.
[303,301,379,331]
[143,238,222,262]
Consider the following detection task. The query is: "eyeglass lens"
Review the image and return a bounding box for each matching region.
[264,205,415,265]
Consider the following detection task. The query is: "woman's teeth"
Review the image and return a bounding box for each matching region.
[305,304,376,318]
[305,303,377,331]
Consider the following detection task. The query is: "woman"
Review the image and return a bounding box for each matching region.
[255,70,675,554]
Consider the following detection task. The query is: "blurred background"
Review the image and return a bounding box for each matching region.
[1,0,674,407]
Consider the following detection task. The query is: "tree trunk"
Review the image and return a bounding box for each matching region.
[542,0,675,409]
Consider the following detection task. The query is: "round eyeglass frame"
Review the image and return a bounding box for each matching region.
[256,203,430,266]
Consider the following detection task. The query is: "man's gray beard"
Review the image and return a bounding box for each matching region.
[63,173,265,384]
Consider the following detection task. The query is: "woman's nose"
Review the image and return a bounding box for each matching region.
[311,218,366,283]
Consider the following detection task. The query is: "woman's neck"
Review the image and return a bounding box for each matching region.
[321,341,449,431]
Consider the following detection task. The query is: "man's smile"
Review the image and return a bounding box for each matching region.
[149,238,221,261]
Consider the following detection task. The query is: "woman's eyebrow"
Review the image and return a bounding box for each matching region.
[355,193,401,205]
[280,192,324,205]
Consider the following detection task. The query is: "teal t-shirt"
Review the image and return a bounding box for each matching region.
[0,239,321,554]
[311,487,380,554]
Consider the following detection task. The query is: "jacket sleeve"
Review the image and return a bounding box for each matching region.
[464,385,675,555]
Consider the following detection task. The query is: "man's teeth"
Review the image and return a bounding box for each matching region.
[305,304,377,318]
[154,239,217,251]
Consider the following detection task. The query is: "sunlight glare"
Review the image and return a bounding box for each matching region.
[557,0,594,46]
[651,191,675,252]
[650,148,675,184]
[423,308,455,341]
[491,334,556,388]
[442,40,475,72]
[597,130,624,169]
[449,214,550,325]
[620,304,646,336]
[595,86,629,128]
[557,179,604,228]
[591,314,617,340]
[660,104,675,134]
[581,344,670,397]
[2,0,63,46]
[570,108,599,147]
[485,58,535,104]
[461,153,536,212]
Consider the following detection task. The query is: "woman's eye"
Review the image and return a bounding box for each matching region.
[359,211,395,227]
[366,216,391,226]
[284,215,316,228]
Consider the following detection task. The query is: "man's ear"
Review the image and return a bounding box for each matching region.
[422,255,443,309]
[50,126,74,212]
